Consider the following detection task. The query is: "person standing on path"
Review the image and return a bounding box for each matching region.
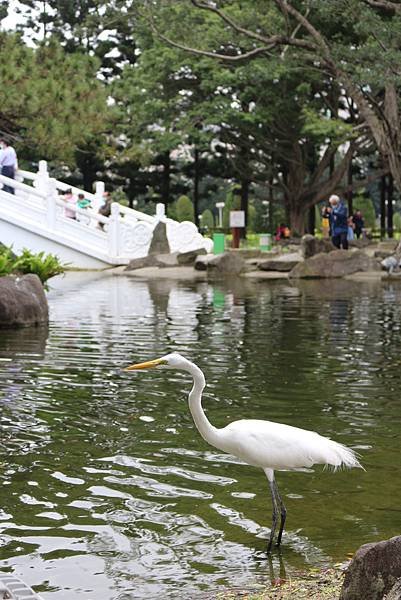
[0,139,18,195]
[329,194,349,250]
[352,210,365,239]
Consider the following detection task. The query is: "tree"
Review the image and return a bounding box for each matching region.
[200,208,214,230]
[147,0,401,207]
[0,32,110,167]
[176,195,195,222]
[137,2,364,233]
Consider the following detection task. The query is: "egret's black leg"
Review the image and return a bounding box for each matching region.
[267,480,279,554]
[273,480,287,547]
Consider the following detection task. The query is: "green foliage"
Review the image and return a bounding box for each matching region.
[248,203,257,232]
[175,195,194,222]
[302,108,355,145]
[0,247,17,277]
[13,249,66,284]
[394,213,401,232]
[353,196,376,229]
[0,32,111,165]
[200,209,214,230]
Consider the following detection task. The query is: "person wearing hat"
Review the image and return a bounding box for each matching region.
[329,194,348,250]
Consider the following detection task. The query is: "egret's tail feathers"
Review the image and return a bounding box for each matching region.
[325,439,364,471]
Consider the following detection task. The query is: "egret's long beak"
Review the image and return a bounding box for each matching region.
[124,358,165,371]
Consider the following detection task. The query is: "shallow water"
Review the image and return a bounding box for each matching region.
[0,272,400,599]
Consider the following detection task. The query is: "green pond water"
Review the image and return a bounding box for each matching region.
[0,272,400,599]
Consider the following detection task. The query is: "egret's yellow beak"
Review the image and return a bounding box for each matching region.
[124,358,166,371]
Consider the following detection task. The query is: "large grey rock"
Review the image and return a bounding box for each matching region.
[349,238,370,249]
[289,249,379,279]
[375,249,395,259]
[177,247,206,265]
[125,253,178,271]
[125,255,161,270]
[194,255,210,271]
[0,274,48,328]
[301,234,334,259]
[340,536,401,600]
[148,221,170,255]
[207,252,246,275]
[258,252,301,272]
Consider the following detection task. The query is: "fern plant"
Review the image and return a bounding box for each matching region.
[0,247,17,276]
[13,249,66,284]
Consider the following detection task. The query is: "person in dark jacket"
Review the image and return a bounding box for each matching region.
[329,194,348,250]
[352,210,364,238]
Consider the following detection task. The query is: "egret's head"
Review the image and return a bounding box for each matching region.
[124,352,188,372]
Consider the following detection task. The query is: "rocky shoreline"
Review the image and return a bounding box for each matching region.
[217,534,401,600]
[116,235,400,283]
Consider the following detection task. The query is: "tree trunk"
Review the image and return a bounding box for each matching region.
[288,203,307,236]
[268,175,274,233]
[347,161,353,216]
[160,152,170,214]
[307,205,315,234]
[380,175,386,238]
[388,173,394,238]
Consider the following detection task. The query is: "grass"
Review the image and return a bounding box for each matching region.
[215,568,344,600]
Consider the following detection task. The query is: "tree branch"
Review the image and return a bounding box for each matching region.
[190,0,278,45]
[363,0,401,13]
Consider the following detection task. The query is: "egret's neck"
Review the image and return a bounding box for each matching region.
[185,361,219,447]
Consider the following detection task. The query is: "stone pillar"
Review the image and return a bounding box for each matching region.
[35,160,50,197]
[155,203,166,221]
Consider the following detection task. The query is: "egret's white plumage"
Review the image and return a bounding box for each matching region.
[125,352,363,552]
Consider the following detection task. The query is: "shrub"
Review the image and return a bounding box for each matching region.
[0,247,17,277]
[176,195,194,222]
[13,249,65,284]
[200,209,214,231]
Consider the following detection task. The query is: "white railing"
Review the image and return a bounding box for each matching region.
[0,161,212,265]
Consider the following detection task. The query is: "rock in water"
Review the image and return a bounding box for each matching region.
[290,249,378,278]
[125,253,178,271]
[207,252,246,275]
[148,222,170,255]
[301,234,335,259]
[258,252,301,272]
[0,274,48,328]
[177,248,206,265]
[340,536,401,600]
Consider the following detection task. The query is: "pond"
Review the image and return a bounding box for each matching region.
[0,272,400,599]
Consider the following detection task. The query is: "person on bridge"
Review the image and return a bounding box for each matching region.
[0,139,18,195]
[98,191,112,230]
[63,189,77,219]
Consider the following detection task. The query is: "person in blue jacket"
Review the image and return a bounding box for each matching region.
[329,194,348,250]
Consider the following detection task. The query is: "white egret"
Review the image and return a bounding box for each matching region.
[125,352,363,553]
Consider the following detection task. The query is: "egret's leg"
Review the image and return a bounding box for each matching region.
[264,468,279,554]
[273,480,287,547]
[267,480,279,553]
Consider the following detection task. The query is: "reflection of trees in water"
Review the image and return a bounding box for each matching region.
[0,325,50,456]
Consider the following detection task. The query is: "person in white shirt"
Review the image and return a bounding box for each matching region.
[0,139,18,195]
